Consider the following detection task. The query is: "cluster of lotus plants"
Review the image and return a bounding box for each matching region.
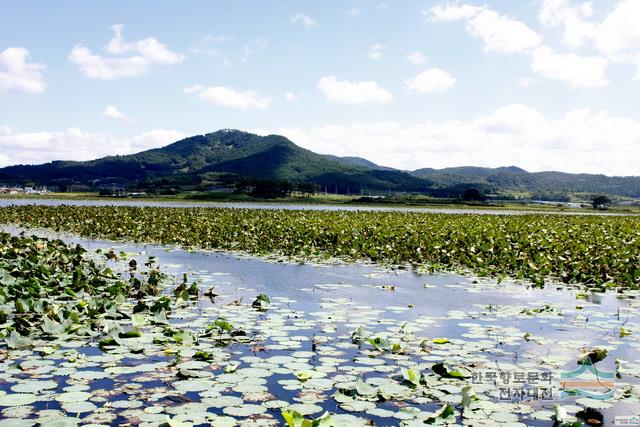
[0,232,161,345]
[0,205,638,288]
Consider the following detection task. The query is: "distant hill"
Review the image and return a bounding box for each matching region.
[324,155,395,171]
[414,166,527,180]
[411,166,640,198]
[0,129,638,197]
[0,130,432,194]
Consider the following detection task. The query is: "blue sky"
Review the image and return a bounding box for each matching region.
[1,0,639,175]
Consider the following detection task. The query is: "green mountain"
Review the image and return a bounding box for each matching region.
[0,130,432,193]
[1,129,638,198]
[411,166,640,198]
[324,155,395,171]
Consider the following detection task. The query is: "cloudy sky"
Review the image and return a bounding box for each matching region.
[1,1,639,175]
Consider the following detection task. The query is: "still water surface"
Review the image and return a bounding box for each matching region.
[0,224,637,425]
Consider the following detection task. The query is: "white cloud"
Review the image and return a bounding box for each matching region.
[290,13,317,28]
[539,0,640,78]
[185,85,271,110]
[101,105,132,122]
[69,46,147,79]
[594,0,640,78]
[429,2,618,86]
[407,50,427,64]
[69,24,184,79]
[347,8,361,17]
[317,76,392,105]
[469,9,542,53]
[0,48,46,94]
[531,46,608,87]
[104,24,183,63]
[428,4,541,53]
[367,44,386,60]
[271,105,640,176]
[0,127,184,167]
[405,68,456,94]
[539,0,595,48]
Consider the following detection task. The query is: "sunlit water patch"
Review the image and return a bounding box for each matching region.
[0,226,639,426]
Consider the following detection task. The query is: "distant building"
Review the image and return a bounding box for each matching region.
[0,185,48,195]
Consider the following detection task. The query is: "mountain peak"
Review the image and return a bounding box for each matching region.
[205,128,254,138]
[498,166,528,173]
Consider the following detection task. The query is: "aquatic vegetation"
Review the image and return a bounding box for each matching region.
[252,293,271,311]
[0,205,638,288]
[578,349,608,365]
[282,409,334,426]
[0,232,168,343]
[0,231,639,425]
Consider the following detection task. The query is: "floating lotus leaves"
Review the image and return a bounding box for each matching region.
[0,211,638,426]
[0,393,38,407]
[222,404,267,417]
[431,362,471,379]
[10,380,58,393]
[173,380,213,392]
[204,395,244,408]
[6,331,32,350]
[0,420,36,427]
[55,391,91,403]
[401,367,421,387]
[423,404,456,424]
[60,401,97,414]
[354,378,377,397]
[282,409,333,427]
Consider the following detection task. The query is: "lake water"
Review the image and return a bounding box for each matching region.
[0,224,637,425]
[0,197,628,216]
